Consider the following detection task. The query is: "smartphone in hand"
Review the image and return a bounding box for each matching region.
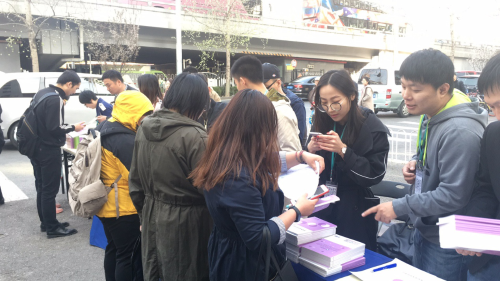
[308,185,329,200]
[309,132,323,137]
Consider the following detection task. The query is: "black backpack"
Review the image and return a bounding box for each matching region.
[17,92,59,158]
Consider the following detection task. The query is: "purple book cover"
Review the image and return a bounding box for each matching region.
[450,215,500,235]
[341,257,365,272]
[482,250,500,256]
[301,238,350,258]
[294,217,336,232]
[454,215,500,226]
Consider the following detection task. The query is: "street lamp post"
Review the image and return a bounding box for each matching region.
[176,0,182,74]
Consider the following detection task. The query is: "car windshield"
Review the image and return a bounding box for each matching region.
[358,69,388,85]
[291,76,315,83]
[461,77,478,86]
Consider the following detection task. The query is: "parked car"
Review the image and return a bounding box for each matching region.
[458,75,480,96]
[284,76,320,100]
[357,67,408,117]
[0,72,113,148]
[456,70,481,78]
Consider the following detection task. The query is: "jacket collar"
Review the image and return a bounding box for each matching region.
[49,84,67,100]
[266,88,290,103]
[350,108,390,155]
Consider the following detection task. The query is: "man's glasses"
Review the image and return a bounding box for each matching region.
[266,80,278,90]
[316,100,344,113]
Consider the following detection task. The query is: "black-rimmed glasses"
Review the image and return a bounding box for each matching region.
[316,100,344,113]
[266,80,278,90]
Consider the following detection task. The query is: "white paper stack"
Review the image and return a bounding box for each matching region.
[300,234,365,268]
[299,256,366,277]
[438,215,500,256]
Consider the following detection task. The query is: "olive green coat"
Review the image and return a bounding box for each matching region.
[129,109,212,281]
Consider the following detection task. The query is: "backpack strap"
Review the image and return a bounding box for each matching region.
[110,175,122,218]
[32,92,59,110]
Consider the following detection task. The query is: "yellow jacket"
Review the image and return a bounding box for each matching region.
[96,91,154,218]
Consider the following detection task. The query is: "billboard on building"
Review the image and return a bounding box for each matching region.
[303,0,405,33]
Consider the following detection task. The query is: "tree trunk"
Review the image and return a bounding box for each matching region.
[25,0,39,72]
[225,36,231,97]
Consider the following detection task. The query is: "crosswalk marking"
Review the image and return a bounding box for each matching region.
[0,171,28,202]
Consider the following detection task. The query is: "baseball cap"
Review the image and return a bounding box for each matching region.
[262,63,281,83]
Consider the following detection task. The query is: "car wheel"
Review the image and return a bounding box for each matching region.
[9,122,19,148]
[397,102,410,118]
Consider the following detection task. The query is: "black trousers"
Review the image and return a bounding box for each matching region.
[99,214,141,281]
[30,144,62,231]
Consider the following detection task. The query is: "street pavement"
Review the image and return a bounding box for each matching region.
[0,104,496,280]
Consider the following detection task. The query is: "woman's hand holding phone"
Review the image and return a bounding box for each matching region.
[295,193,319,217]
[317,131,345,154]
[307,134,322,153]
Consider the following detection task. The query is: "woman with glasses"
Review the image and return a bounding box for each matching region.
[307,70,390,251]
[129,73,212,281]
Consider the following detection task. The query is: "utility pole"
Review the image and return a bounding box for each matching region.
[450,12,455,63]
[176,0,182,74]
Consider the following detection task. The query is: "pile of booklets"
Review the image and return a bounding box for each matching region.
[286,217,366,277]
[438,215,500,256]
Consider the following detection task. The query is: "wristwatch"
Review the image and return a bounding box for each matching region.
[341,145,347,155]
[289,206,302,222]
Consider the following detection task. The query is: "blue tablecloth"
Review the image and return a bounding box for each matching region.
[292,249,392,280]
[89,215,107,250]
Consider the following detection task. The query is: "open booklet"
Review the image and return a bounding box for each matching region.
[350,259,444,281]
[67,118,97,138]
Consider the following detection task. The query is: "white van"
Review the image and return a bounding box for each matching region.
[357,66,409,118]
[0,72,114,148]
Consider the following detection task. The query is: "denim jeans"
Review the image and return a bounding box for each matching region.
[467,256,500,281]
[413,230,468,281]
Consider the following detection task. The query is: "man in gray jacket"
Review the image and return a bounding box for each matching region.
[363,49,488,280]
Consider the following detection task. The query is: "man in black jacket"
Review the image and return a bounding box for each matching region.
[457,53,500,280]
[454,73,467,94]
[31,70,85,238]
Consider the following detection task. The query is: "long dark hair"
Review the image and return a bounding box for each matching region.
[138,74,163,107]
[164,73,210,120]
[191,89,280,195]
[313,70,365,147]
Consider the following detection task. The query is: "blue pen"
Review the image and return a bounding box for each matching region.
[373,263,397,272]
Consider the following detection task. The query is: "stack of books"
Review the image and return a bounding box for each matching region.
[285,217,337,263]
[438,215,500,256]
[298,234,366,277]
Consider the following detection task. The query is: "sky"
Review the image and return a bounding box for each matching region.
[370,0,500,45]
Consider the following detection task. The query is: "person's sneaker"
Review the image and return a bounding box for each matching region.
[47,226,77,239]
[41,222,70,232]
[56,207,63,214]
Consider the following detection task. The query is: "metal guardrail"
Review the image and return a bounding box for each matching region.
[387,129,417,164]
